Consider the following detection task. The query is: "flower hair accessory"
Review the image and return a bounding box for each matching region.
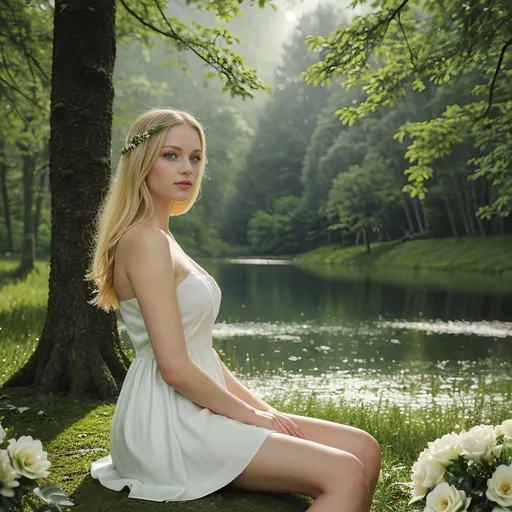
[120,124,168,155]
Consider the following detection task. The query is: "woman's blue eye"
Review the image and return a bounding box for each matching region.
[163,153,201,163]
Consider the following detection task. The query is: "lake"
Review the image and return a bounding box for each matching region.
[118,259,512,411]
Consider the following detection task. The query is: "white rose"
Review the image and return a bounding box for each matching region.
[424,482,471,512]
[0,450,20,498]
[495,420,512,438]
[492,507,510,512]
[460,425,498,462]
[428,433,462,466]
[7,436,51,480]
[0,424,5,444]
[486,464,512,507]
[409,449,446,504]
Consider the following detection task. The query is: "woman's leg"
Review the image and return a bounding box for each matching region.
[229,432,369,512]
[281,412,382,511]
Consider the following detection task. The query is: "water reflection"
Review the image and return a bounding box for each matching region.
[118,260,512,407]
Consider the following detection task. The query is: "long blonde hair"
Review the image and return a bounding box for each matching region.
[84,108,207,312]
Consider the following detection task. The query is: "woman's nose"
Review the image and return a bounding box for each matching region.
[180,161,193,173]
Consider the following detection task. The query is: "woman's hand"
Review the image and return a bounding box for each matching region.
[249,409,305,439]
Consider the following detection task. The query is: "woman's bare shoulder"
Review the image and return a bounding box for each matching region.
[118,223,167,253]
[116,223,173,270]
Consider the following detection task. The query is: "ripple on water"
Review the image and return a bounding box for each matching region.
[242,366,512,411]
[376,320,512,338]
[212,321,376,339]
[212,319,512,340]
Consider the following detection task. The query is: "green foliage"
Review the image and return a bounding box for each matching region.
[325,151,401,244]
[222,3,344,246]
[1,0,288,258]
[116,0,271,100]
[247,196,302,254]
[302,0,512,217]
[0,0,52,119]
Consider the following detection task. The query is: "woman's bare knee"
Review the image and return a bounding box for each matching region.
[322,451,369,498]
[229,432,369,502]
[353,431,381,481]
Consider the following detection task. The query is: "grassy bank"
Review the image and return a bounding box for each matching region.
[295,235,512,274]
[2,379,510,511]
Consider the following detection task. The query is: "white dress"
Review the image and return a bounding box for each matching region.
[90,272,274,502]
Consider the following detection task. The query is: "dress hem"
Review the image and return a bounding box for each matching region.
[91,428,275,502]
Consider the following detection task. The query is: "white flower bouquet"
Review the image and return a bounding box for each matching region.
[409,419,512,512]
[0,422,73,511]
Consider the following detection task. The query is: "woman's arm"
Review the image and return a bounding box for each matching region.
[215,352,275,413]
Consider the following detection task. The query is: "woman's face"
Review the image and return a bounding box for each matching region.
[146,123,202,203]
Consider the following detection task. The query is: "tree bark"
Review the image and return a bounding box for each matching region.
[0,138,13,254]
[3,0,129,399]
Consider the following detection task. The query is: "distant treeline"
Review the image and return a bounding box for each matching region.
[1,0,510,260]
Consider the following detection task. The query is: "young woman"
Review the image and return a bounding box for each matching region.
[86,108,381,511]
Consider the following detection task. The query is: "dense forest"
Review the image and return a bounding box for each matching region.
[1,0,511,261]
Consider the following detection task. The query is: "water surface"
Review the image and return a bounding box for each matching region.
[119,260,512,409]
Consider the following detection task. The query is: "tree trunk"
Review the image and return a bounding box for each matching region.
[411,198,425,232]
[3,0,129,399]
[363,225,371,254]
[0,138,13,254]
[454,177,471,236]
[442,194,458,237]
[15,146,37,276]
[470,182,486,236]
[420,200,429,232]
[489,188,500,235]
[33,140,50,246]
[393,166,415,234]
[463,182,476,235]
[402,196,415,234]
[33,163,49,247]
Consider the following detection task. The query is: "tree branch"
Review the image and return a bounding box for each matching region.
[119,0,251,96]
[0,82,27,121]
[483,36,512,118]
[397,10,416,69]
[321,0,412,79]
[0,75,35,103]
[384,0,411,37]
[118,0,173,40]
[152,0,242,87]
[2,20,51,84]
[1,48,20,90]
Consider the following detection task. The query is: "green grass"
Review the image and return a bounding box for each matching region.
[1,257,511,511]
[1,381,510,511]
[295,235,512,275]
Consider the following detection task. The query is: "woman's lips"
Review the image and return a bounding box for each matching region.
[175,183,191,190]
